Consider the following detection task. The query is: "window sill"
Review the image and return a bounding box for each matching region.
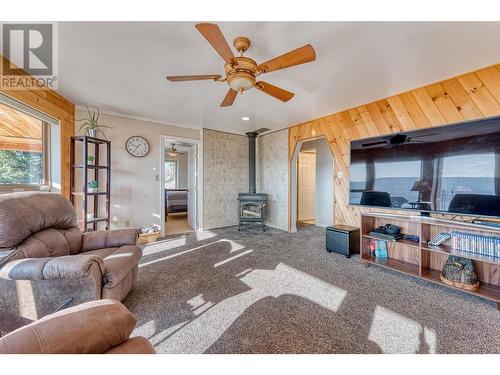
[0,185,52,194]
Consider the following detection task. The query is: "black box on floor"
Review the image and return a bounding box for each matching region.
[326,225,360,258]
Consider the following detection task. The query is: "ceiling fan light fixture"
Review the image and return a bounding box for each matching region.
[167,144,178,158]
[227,72,255,92]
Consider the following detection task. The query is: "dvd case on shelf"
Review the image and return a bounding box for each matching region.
[451,231,500,258]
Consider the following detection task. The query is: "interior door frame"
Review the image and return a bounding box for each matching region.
[160,134,203,235]
[289,136,334,232]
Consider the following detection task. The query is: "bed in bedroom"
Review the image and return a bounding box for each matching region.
[165,189,188,216]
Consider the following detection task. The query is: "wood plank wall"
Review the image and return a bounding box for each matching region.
[288,63,500,229]
[0,55,75,197]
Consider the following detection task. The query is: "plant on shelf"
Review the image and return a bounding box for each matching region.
[77,104,113,138]
[87,180,99,193]
[87,155,95,165]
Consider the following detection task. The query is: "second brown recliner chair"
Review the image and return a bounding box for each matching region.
[0,299,155,354]
[0,192,142,334]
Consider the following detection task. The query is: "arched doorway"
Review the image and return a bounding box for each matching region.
[289,136,334,232]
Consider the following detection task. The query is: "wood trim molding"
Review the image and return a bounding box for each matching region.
[0,54,75,198]
[288,63,500,229]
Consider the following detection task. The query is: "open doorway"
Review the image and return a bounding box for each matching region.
[161,137,200,236]
[291,137,334,232]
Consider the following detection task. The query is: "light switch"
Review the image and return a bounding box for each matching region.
[155,174,160,181]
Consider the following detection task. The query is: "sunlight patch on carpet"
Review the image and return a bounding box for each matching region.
[154,263,347,353]
[195,231,217,241]
[368,305,437,353]
[142,236,187,256]
[214,249,254,267]
[15,280,38,321]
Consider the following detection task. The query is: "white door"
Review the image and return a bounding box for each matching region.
[187,145,197,230]
[298,152,316,221]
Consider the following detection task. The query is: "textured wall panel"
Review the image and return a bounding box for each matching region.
[203,129,248,229]
[257,129,289,231]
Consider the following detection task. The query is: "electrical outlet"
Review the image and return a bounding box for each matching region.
[155,174,160,181]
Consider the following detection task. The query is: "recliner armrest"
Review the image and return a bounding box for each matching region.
[101,245,142,288]
[105,336,156,354]
[81,229,139,252]
[0,254,104,281]
[0,299,138,354]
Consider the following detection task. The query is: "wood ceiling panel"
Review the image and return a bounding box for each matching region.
[0,101,43,152]
[475,67,500,105]
[424,83,463,124]
[400,92,432,129]
[0,135,42,152]
[441,78,483,120]
[457,73,500,117]
[411,87,446,126]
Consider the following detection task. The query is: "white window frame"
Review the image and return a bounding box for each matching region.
[0,93,58,192]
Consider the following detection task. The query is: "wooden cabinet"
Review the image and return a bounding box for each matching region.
[360,213,500,309]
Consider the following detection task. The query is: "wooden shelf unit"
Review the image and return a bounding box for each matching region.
[70,136,111,232]
[360,212,500,309]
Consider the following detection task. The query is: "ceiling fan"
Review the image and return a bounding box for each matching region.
[166,23,316,107]
[362,133,438,148]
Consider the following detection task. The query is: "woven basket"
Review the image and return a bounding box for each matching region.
[440,274,480,291]
[440,256,480,291]
[137,231,160,245]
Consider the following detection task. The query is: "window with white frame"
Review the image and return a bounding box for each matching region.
[0,94,59,190]
[0,103,47,185]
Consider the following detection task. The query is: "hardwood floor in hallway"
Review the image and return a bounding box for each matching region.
[165,213,194,235]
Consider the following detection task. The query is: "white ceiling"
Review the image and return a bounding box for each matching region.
[59,22,500,134]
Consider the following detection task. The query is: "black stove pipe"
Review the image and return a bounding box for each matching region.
[245,132,258,194]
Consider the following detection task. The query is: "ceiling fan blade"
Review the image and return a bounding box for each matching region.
[166,74,222,82]
[195,23,235,64]
[255,81,295,102]
[220,89,238,107]
[362,141,388,147]
[257,44,316,74]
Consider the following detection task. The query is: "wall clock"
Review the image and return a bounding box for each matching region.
[125,136,150,157]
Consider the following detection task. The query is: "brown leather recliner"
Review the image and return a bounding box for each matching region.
[0,299,155,354]
[0,192,142,334]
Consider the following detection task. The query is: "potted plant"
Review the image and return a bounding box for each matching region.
[87,155,95,165]
[77,104,113,138]
[87,180,99,193]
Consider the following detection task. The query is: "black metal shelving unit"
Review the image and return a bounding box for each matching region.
[70,136,111,231]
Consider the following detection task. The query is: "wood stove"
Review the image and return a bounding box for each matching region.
[238,132,267,232]
[238,193,267,231]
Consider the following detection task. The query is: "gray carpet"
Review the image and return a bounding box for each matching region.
[124,224,500,354]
